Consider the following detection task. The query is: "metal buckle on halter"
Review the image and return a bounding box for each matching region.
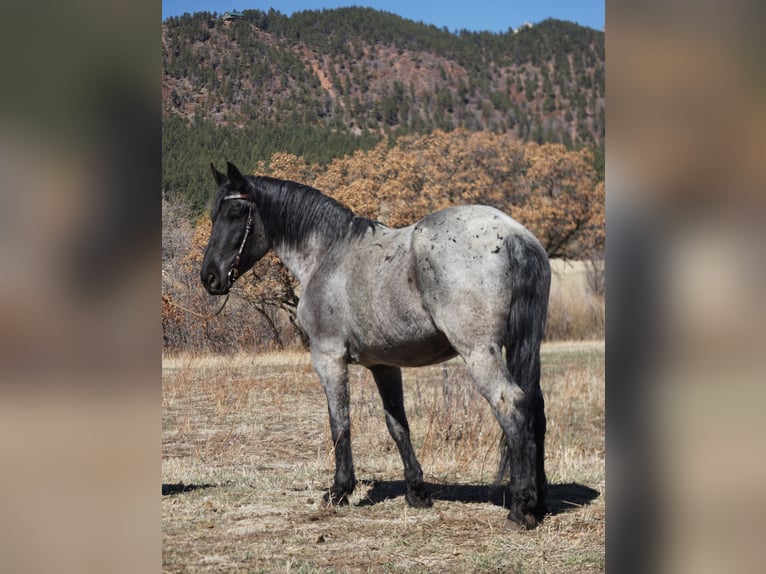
[226,262,240,286]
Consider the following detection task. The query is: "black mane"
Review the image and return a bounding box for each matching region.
[248,176,379,249]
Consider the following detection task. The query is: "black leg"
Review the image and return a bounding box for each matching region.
[504,403,541,530]
[370,365,432,508]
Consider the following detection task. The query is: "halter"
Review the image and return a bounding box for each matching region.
[221,193,254,290]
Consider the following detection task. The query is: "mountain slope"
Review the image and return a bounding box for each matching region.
[163,9,603,144]
[161,8,604,210]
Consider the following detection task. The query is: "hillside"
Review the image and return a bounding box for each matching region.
[162,8,604,211]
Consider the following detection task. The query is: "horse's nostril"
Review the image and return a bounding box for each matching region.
[207,273,218,289]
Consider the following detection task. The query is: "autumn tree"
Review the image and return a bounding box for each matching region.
[513,142,603,257]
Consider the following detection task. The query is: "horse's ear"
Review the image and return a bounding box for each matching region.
[226,162,245,188]
[211,163,226,186]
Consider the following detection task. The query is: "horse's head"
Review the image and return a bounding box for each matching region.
[200,162,270,295]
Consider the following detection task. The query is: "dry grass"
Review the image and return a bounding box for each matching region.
[163,341,604,573]
[546,260,605,341]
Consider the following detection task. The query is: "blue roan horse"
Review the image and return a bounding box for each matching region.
[201,162,551,529]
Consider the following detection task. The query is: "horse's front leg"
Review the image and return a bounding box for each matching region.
[311,349,356,506]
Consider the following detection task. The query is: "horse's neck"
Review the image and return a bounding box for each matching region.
[254,181,354,285]
[271,233,335,285]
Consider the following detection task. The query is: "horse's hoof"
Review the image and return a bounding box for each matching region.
[405,487,433,508]
[505,508,538,530]
[504,518,524,532]
[323,490,350,507]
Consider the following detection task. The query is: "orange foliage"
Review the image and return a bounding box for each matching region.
[515,143,603,257]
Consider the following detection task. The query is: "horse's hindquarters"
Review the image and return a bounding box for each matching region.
[411,206,525,351]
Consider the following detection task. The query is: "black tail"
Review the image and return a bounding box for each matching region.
[497,233,550,499]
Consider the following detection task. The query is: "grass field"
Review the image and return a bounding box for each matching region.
[162,340,604,573]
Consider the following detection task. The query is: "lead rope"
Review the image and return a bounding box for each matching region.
[163,292,231,320]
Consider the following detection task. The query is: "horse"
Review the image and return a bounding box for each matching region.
[201,162,551,529]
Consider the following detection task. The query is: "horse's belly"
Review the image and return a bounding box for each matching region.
[349,306,456,367]
[349,325,457,368]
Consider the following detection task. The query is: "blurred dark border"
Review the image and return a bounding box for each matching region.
[608,0,766,572]
[0,2,159,573]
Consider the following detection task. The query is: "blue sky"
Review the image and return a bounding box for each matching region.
[161,1,604,33]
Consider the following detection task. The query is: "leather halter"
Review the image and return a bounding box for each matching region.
[221,193,254,289]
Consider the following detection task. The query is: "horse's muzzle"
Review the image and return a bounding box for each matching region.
[201,267,229,296]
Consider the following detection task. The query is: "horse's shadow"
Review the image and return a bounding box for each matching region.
[161,480,600,516]
[358,480,600,515]
[162,482,215,496]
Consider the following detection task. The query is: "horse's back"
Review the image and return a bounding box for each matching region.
[412,205,540,284]
[414,203,532,251]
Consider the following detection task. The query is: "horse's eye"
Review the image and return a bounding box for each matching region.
[220,203,242,220]
[230,204,248,218]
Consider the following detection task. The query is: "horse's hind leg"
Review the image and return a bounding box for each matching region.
[311,350,356,506]
[463,344,543,529]
[370,365,432,508]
